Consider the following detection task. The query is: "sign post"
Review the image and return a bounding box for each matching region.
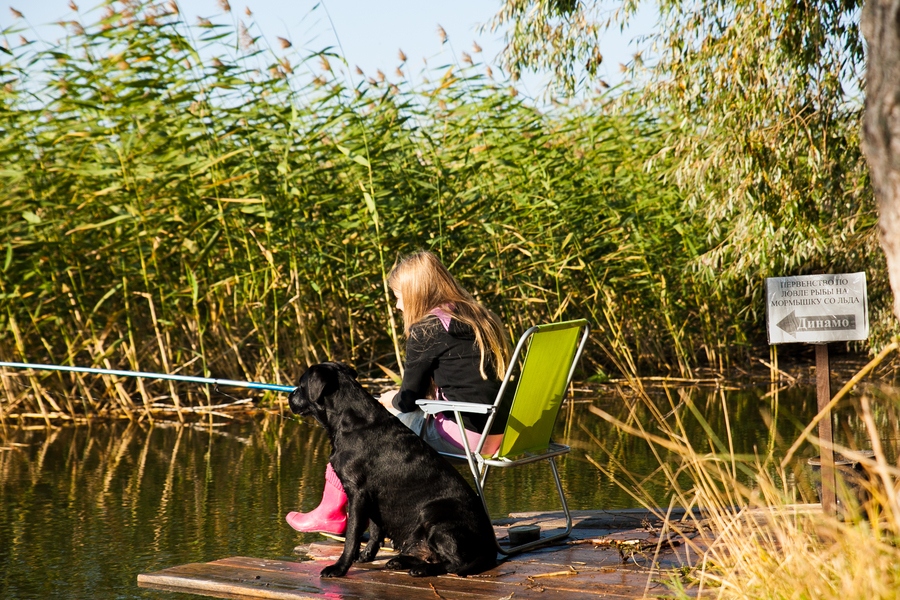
[765,272,869,515]
[814,344,834,513]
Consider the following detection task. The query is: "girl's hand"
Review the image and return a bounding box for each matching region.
[378,389,399,409]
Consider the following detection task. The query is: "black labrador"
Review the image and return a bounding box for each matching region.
[288,361,498,578]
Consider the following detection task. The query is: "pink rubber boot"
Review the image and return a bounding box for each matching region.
[285,463,347,534]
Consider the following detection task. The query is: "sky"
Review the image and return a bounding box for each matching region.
[3,0,657,100]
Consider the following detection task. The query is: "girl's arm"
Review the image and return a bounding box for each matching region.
[394,319,442,412]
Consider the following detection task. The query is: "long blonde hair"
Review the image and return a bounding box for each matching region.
[388,251,510,379]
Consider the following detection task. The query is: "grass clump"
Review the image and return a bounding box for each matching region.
[688,442,900,600]
[590,343,900,600]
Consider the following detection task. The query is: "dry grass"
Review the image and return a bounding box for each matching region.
[591,341,900,599]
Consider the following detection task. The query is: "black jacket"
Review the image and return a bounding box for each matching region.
[396,315,507,434]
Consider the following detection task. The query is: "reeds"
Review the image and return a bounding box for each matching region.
[0,0,889,421]
[590,342,900,599]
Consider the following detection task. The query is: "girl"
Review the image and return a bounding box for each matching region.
[286,250,511,534]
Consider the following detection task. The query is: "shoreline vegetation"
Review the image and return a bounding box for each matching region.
[1,1,892,423]
[1,346,894,426]
[595,343,900,600]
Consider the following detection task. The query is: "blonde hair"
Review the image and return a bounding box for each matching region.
[388,251,510,379]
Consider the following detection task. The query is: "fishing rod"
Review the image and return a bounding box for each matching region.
[0,361,295,393]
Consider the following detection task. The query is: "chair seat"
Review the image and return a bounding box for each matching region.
[435,443,570,465]
[484,443,570,467]
[416,399,494,415]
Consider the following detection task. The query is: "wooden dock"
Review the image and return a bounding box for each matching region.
[138,509,708,599]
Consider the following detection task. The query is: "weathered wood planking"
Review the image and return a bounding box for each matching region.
[138,510,708,599]
[138,553,690,599]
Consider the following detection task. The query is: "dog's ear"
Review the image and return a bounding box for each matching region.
[305,363,340,405]
[324,361,358,380]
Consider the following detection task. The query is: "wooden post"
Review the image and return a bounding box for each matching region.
[815,343,836,515]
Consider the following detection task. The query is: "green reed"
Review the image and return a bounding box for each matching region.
[0,0,888,421]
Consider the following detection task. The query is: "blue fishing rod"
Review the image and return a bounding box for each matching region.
[0,361,295,393]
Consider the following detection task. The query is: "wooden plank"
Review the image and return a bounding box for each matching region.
[138,510,710,599]
[139,559,461,600]
[510,506,820,526]
[138,561,654,600]
[139,539,704,599]
[297,531,696,570]
[139,559,508,599]
[138,562,322,600]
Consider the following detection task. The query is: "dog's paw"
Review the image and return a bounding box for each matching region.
[408,566,430,577]
[409,564,447,578]
[356,548,378,563]
[319,563,349,578]
[384,557,406,571]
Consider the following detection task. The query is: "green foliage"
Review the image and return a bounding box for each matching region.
[483,0,609,93]
[644,0,878,329]
[0,0,890,418]
[491,0,891,345]
[0,0,713,417]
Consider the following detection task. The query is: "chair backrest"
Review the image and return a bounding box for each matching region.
[497,320,589,457]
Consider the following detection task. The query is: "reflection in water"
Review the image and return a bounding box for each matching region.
[0,384,896,599]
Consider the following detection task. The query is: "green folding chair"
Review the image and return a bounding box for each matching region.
[416,319,591,555]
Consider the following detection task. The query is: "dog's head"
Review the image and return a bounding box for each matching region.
[288,361,359,426]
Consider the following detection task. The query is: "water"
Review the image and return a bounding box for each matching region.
[1,383,897,599]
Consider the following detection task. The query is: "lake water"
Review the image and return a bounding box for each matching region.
[1,381,896,599]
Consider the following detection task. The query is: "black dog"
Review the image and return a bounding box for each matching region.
[288,361,498,578]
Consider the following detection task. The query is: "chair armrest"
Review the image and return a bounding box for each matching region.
[415,399,495,415]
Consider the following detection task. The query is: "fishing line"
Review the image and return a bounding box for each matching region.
[0,361,295,392]
[0,360,303,422]
[210,382,300,424]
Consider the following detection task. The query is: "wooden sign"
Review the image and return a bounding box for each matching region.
[765,272,868,345]
[765,271,869,516]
